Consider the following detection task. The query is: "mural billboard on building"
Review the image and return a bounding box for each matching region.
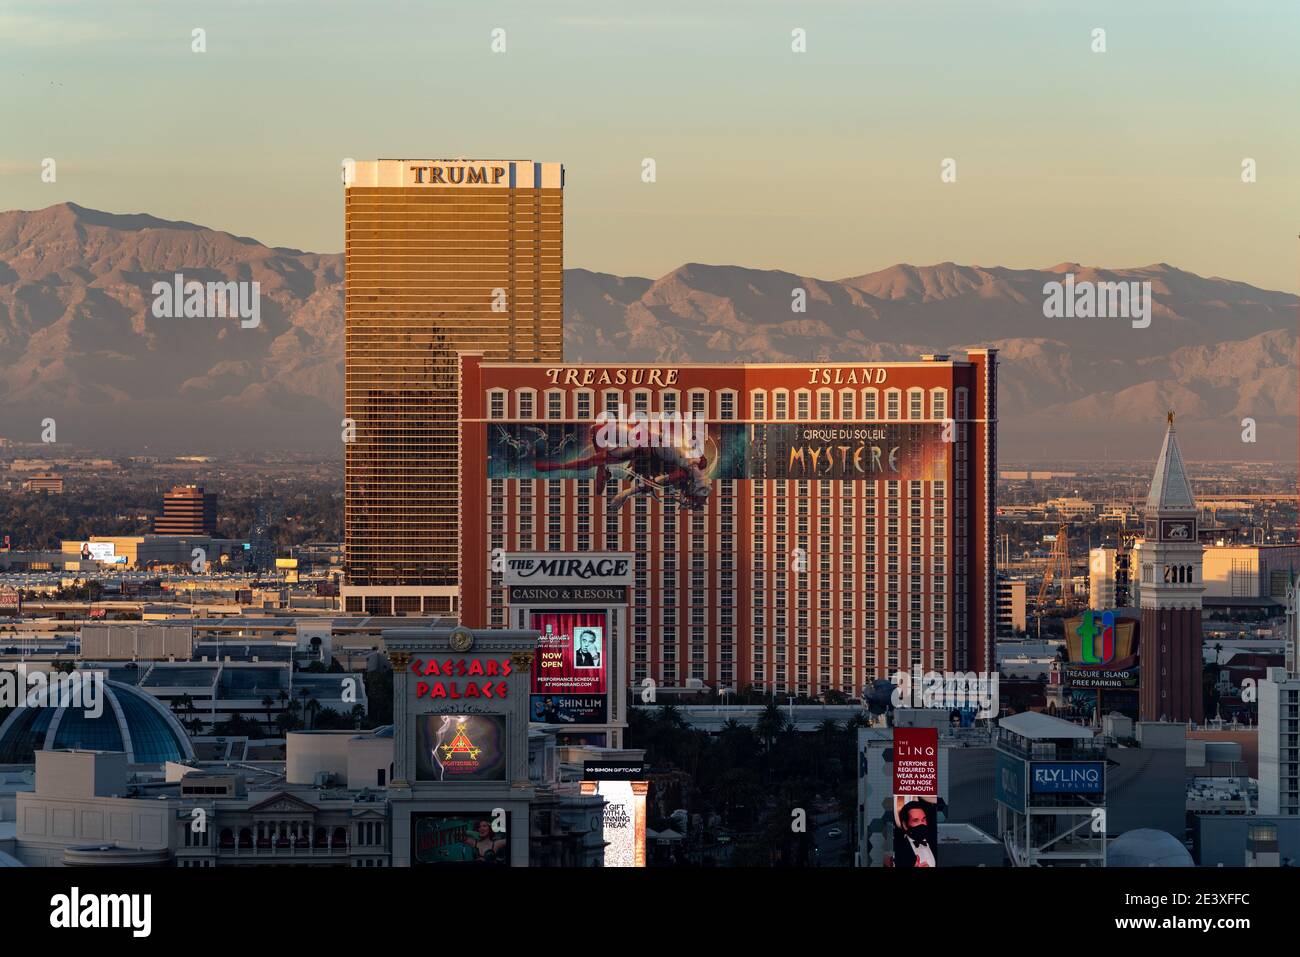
[487,421,948,510]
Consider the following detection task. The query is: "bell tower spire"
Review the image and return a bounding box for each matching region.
[1135,412,1204,724]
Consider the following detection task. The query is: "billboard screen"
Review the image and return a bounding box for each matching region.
[410,812,510,866]
[887,727,941,868]
[530,610,608,725]
[414,714,507,782]
[589,779,647,867]
[893,727,938,796]
[1030,761,1105,794]
[78,542,127,564]
[1062,610,1139,689]
[887,795,940,868]
[487,422,947,507]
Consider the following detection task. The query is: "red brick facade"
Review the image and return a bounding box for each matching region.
[459,352,996,698]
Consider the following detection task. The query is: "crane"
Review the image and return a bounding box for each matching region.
[1036,522,1074,608]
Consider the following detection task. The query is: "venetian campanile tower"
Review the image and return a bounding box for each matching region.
[1136,412,1205,723]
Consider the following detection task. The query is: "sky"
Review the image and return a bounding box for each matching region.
[2,0,1298,290]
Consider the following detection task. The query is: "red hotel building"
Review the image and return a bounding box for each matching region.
[459,351,997,698]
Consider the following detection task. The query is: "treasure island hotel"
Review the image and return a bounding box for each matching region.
[343,160,564,616]
[458,354,997,698]
[344,158,996,697]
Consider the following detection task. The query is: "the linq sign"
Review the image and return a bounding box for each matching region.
[1030,762,1104,794]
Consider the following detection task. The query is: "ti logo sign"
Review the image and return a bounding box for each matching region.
[1077,610,1115,665]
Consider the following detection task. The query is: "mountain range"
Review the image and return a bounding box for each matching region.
[0,202,1294,461]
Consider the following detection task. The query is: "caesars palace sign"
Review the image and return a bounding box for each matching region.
[542,367,891,387]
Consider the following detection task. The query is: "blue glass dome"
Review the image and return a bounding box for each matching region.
[0,679,194,765]
[1107,829,1194,867]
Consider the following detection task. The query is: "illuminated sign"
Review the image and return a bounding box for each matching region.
[1077,610,1115,664]
[546,368,680,387]
[581,779,648,867]
[1030,761,1105,794]
[508,585,627,604]
[504,555,632,585]
[582,761,645,781]
[415,715,507,782]
[806,367,889,385]
[888,795,940,868]
[892,727,938,796]
[1062,612,1138,690]
[411,812,510,866]
[537,366,893,388]
[530,610,608,725]
[409,656,512,701]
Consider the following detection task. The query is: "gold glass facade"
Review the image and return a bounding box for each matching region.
[344,160,563,598]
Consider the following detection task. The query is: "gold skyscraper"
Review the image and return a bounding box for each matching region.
[343,159,563,615]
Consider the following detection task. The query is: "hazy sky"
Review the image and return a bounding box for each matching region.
[3,0,1298,290]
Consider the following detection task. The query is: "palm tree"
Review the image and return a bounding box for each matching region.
[305,697,321,730]
[655,703,686,730]
[171,693,194,721]
[261,695,275,736]
[816,718,841,738]
[755,702,787,753]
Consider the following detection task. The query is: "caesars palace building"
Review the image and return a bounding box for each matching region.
[458,352,998,698]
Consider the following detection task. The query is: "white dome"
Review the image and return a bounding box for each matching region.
[1107,829,1193,867]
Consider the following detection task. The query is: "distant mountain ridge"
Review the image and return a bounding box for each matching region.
[0,202,1293,460]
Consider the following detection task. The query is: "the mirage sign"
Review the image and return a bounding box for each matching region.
[502,553,635,587]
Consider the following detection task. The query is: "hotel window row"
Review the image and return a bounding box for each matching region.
[486,387,962,421]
